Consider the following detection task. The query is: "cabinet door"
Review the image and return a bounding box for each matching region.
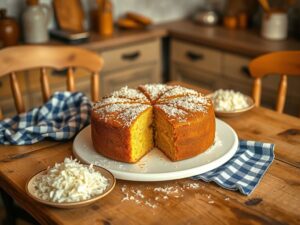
[101,64,160,96]
[171,62,218,91]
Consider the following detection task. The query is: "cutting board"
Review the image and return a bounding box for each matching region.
[53,0,84,32]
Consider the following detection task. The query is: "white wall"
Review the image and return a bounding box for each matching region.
[0,0,225,30]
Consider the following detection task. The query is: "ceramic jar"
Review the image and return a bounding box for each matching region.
[0,9,20,47]
[261,12,288,40]
[22,0,51,43]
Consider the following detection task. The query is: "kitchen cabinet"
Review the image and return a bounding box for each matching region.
[98,38,161,96]
[170,39,300,116]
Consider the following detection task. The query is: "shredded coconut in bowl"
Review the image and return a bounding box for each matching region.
[33,157,108,203]
[212,89,250,111]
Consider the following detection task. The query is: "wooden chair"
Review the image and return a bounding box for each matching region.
[0,45,103,119]
[0,45,103,225]
[249,51,300,114]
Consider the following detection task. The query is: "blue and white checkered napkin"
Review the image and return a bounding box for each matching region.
[0,92,91,145]
[192,140,275,195]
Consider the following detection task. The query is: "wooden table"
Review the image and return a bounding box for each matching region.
[0,83,300,225]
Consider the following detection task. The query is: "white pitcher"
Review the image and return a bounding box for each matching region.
[22,1,51,43]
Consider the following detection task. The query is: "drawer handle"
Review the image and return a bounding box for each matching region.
[122,51,140,61]
[241,66,251,78]
[186,51,204,61]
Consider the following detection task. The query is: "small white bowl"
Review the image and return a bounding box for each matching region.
[206,93,255,117]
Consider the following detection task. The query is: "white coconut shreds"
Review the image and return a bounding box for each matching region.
[33,157,108,203]
[213,89,249,111]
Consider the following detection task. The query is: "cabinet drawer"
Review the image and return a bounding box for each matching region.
[101,64,160,96]
[171,62,219,91]
[100,39,160,72]
[171,40,222,74]
[223,53,281,91]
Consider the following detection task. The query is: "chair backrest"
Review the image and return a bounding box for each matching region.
[0,45,103,119]
[249,51,300,114]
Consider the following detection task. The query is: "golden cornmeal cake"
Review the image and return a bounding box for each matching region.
[91,84,215,163]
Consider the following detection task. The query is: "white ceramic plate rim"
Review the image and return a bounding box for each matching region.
[73,119,238,182]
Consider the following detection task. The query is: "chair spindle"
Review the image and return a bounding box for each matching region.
[253,77,262,107]
[40,68,51,103]
[91,72,99,102]
[67,67,75,92]
[276,75,287,113]
[9,72,25,114]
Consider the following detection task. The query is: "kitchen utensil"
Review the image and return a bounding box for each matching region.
[26,166,116,209]
[258,0,271,13]
[0,9,19,47]
[53,0,84,32]
[194,10,219,26]
[22,0,51,43]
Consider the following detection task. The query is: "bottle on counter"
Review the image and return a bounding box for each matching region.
[22,0,51,43]
[0,9,20,47]
[98,0,114,36]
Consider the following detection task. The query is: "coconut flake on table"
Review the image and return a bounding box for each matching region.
[212,89,249,111]
[32,157,108,203]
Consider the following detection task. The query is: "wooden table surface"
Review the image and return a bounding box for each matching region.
[0,83,300,225]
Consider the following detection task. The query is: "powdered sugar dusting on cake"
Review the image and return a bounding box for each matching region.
[156,104,188,122]
[93,97,136,109]
[111,86,149,101]
[139,84,174,101]
[94,103,150,127]
[117,104,151,127]
[166,95,210,113]
[160,86,199,98]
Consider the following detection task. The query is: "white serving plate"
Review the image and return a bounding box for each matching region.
[73,119,238,182]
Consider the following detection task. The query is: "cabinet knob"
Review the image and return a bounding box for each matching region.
[186,51,204,61]
[122,51,140,61]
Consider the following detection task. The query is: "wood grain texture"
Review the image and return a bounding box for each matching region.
[0,82,299,225]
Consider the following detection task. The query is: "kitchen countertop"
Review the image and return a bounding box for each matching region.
[66,20,300,57]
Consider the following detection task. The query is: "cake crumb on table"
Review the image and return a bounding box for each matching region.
[120,181,203,209]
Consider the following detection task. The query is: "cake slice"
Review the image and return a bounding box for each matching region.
[91,102,154,163]
[154,94,215,161]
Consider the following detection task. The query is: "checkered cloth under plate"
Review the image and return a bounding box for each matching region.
[192,140,275,195]
[0,92,91,145]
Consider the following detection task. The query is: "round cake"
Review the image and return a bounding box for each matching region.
[91,84,215,163]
